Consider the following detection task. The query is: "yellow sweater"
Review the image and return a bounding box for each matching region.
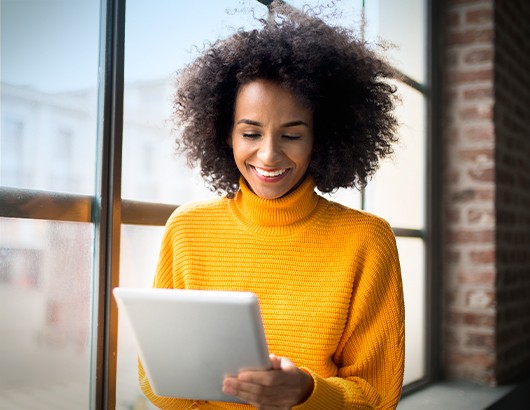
[139,176,404,409]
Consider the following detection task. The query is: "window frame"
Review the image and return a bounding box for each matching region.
[0,0,441,407]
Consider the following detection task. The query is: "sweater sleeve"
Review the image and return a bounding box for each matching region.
[294,221,405,410]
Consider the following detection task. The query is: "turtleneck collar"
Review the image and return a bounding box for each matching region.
[228,175,322,234]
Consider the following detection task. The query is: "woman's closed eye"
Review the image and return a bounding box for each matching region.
[282,134,301,140]
[240,132,303,140]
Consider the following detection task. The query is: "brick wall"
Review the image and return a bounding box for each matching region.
[441,0,530,385]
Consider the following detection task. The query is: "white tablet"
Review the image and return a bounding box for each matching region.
[113,287,271,403]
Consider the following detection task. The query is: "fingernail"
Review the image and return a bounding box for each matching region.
[238,373,249,381]
[223,380,232,394]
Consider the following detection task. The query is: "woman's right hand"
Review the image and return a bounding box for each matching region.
[222,355,314,409]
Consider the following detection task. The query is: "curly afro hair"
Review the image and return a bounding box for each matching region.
[173,2,399,197]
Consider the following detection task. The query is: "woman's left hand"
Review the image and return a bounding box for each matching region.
[222,355,314,410]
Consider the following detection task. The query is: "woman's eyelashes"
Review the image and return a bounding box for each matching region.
[282,134,301,140]
[241,133,302,140]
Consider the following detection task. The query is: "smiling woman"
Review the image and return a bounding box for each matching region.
[137,2,405,409]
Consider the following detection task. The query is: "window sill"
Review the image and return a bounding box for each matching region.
[398,380,515,410]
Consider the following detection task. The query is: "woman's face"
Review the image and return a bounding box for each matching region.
[228,79,314,200]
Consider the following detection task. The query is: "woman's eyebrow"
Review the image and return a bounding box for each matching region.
[236,119,262,126]
[236,119,309,128]
[281,120,309,128]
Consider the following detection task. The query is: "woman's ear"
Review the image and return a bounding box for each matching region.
[226,133,233,148]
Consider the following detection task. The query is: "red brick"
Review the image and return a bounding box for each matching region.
[465,8,493,24]
[444,169,460,183]
[458,270,495,285]
[470,249,496,264]
[475,189,495,201]
[458,148,493,161]
[448,310,495,326]
[446,208,461,223]
[448,10,461,27]
[459,104,493,120]
[461,125,494,141]
[447,28,494,46]
[450,188,496,203]
[450,189,476,202]
[447,351,495,368]
[448,229,494,244]
[466,332,495,349]
[448,68,493,83]
[463,87,493,99]
[469,166,494,182]
[463,47,493,64]
[467,208,494,224]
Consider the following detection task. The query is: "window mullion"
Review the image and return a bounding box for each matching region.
[425,0,443,385]
[91,0,126,409]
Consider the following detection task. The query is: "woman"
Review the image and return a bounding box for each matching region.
[140,3,404,409]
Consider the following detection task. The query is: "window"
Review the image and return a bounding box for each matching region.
[1,119,25,185]
[1,0,99,408]
[1,0,435,408]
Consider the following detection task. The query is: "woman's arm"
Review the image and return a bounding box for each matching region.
[224,223,405,410]
[295,226,405,409]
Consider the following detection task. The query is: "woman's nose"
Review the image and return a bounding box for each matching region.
[257,136,281,163]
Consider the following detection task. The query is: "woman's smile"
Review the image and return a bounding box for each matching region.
[252,166,289,178]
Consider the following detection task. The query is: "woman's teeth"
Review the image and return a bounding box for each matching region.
[255,167,287,177]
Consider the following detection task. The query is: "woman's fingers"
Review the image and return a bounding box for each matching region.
[222,355,314,408]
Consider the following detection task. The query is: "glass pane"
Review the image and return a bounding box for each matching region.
[0,0,99,194]
[285,0,360,28]
[116,225,165,410]
[0,217,93,409]
[364,0,427,84]
[364,82,426,229]
[321,188,363,210]
[397,237,426,384]
[121,1,268,203]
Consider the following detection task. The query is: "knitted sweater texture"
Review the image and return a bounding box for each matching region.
[139,176,405,409]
